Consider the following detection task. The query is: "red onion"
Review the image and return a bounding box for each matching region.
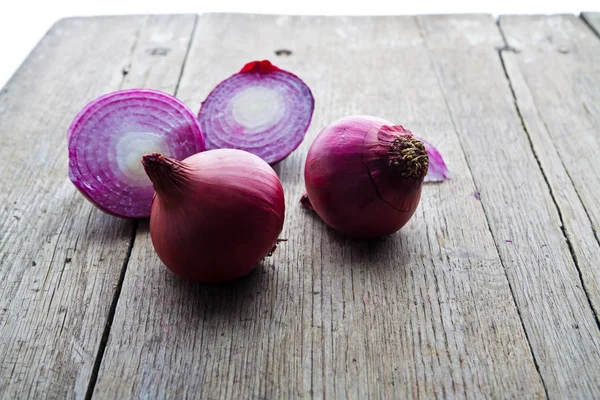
[198,60,314,164]
[142,149,285,283]
[303,115,448,238]
[68,89,204,218]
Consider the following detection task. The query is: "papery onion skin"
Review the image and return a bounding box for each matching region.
[198,60,314,165]
[143,149,285,283]
[303,116,430,238]
[68,89,205,218]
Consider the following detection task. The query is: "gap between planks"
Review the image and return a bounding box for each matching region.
[419,13,600,397]
[94,13,545,399]
[82,15,200,399]
[415,12,548,398]
[494,12,600,396]
[493,29,563,400]
[497,14,600,326]
[581,13,600,39]
[84,221,138,400]
[415,14,550,397]
[83,12,600,398]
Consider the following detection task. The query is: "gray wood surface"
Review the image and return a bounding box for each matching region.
[0,15,196,399]
[499,12,600,326]
[582,12,600,36]
[421,14,600,398]
[1,12,600,400]
[95,14,543,399]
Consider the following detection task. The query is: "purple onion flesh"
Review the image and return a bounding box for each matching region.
[198,60,314,164]
[67,89,205,218]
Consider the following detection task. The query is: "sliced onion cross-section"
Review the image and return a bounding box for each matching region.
[68,89,205,218]
[198,60,314,164]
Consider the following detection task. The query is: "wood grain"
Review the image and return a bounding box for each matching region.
[3,12,600,399]
[0,14,196,399]
[419,14,600,398]
[499,15,600,318]
[94,14,545,399]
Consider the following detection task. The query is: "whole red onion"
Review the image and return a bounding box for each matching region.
[303,116,431,238]
[142,149,285,283]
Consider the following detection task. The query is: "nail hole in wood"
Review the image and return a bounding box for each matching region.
[149,47,170,56]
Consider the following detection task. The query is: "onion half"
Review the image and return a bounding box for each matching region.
[198,60,314,164]
[67,89,205,218]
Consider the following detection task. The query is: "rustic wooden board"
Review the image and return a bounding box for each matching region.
[499,13,600,324]
[0,14,196,399]
[1,12,600,400]
[422,14,600,398]
[94,14,546,399]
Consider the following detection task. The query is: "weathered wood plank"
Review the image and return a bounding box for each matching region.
[582,12,600,36]
[95,14,544,398]
[499,14,600,320]
[419,14,600,398]
[0,14,196,399]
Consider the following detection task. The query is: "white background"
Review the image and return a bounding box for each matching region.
[0,0,598,89]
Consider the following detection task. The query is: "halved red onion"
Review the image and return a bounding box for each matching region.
[198,60,314,164]
[68,89,205,218]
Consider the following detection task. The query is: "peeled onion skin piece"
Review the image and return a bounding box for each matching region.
[143,150,285,283]
[303,116,428,239]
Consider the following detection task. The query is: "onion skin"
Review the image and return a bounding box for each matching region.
[304,116,428,238]
[143,149,285,283]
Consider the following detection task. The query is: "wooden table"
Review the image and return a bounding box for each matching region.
[1,12,600,399]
